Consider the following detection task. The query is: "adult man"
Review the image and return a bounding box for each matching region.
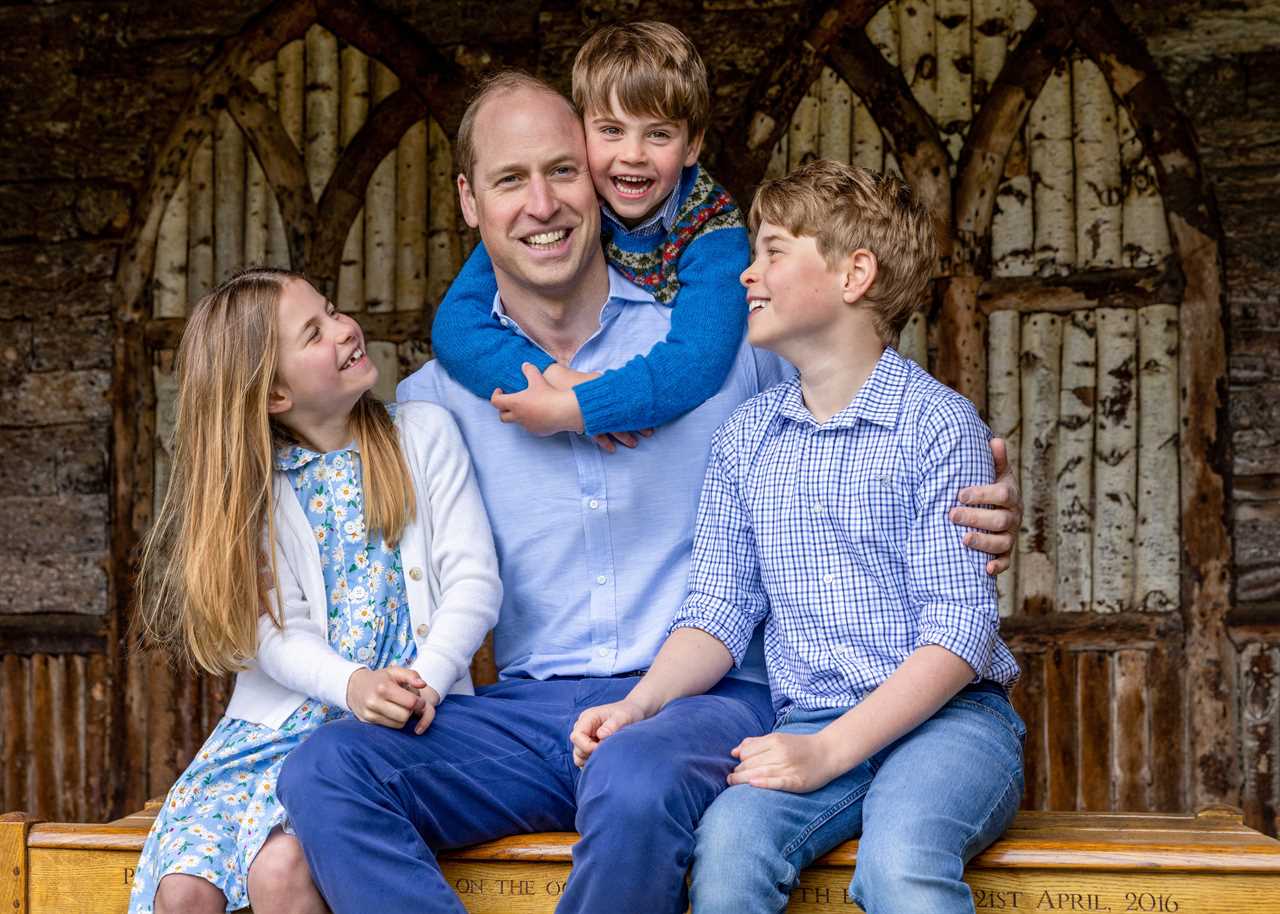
[278,73,1019,914]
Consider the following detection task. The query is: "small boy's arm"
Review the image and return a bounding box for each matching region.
[431,241,554,399]
[408,408,503,701]
[573,226,749,435]
[255,544,364,713]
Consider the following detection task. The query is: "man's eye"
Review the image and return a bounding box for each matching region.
[553,165,576,177]
[497,174,520,186]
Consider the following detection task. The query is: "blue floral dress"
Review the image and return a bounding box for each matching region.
[129,435,418,913]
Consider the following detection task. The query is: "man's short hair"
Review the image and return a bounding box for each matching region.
[455,70,574,183]
[571,21,710,139]
[749,159,938,342]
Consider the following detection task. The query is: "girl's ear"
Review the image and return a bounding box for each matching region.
[267,383,292,416]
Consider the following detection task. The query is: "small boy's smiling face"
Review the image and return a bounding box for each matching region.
[584,91,702,227]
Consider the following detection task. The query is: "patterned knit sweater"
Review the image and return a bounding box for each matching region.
[431,163,750,435]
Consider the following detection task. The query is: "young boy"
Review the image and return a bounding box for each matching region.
[570,160,1025,914]
[431,21,748,443]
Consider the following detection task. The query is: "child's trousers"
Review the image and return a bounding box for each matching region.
[690,681,1026,914]
[277,673,773,914]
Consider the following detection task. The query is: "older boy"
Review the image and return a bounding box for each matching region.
[571,160,1025,914]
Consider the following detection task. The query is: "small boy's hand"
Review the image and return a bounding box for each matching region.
[346,666,426,729]
[570,698,650,767]
[951,436,1022,576]
[543,362,600,391]
[727,731,844,793]
[491,363,585,436]
[411,683,442,735]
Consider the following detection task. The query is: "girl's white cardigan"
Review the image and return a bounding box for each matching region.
[223,401,503,730]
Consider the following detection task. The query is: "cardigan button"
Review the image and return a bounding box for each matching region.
[416,623,430,638]
[409,567,423,581]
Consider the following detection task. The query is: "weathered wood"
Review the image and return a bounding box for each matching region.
[427,117,460,309]
[1135,304,1180,612]
[144,309,429,350]
[1028,56,1074,274]
[305,25,340,202]
[1147,641,1186,813]
[396,119,429,312]
[1016,312,1062,615]
[1092,308,1138,613]
[1044,646,1079,809]
[0,616,106,656]
[978,265,1180,314]
[1013,650,1046,809]
[144,651,179,802]
[936,276,984,406]
[1055,310,1096,613]
[85,654,109,822]
[987,309,1020,617]
[991,130,1034,276]
[972,0,1010,107]
[367,340,398,403]
[31,656,55,818]
[818,65,852,164]
[788,81,820,170]
[899,0,938,123]
[853,5,893,173]
[0,812,33,914]
[1072,53,1122,269]
[151,177,188,318]
[186,129,215,301]
[364,63,399,313]
[337,45,369,313]
[765,129,788,181]
[3,655,28,813]
[1118,103,1170,269]
[935,0,971,163]
[1114,649,1152,811]
[1239,643,1278,831]
[1076,651,1111,811]
[212,109,246,283]
[244,61,276,269]
[987,608,1182,651]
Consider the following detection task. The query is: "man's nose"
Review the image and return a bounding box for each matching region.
[525,175,559,220]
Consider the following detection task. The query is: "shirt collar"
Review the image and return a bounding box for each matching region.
[599,163,693,238]
[489,265,657,339]
[777,347,908,431]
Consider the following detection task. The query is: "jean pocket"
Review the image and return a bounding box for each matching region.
[952,690,1027,745]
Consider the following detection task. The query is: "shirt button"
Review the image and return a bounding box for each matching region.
[596,575,607,585]
[812,503,824,515]
[597,647,610,658]
[416,623,430,638]
[823,572,835,584]
[588,499,600,510]
[499,317,510,327]
[409,567,423,581]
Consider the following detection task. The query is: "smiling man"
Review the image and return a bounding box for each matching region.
[277,72,1021,914]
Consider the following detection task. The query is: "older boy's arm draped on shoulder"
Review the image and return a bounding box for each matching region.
[404,406,503,702]
[572,224,749,435]
[728,396,998,794]
[570,430,765,764]
[430,240,555,398]
[254,542,364,713]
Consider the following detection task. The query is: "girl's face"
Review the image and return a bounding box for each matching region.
[269,278,377,430]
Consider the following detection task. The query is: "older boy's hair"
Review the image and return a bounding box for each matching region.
[571,21,710,139]
[749,159,937,343]
[455,70,574,183]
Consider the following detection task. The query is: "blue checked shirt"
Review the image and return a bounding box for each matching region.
[671,347,1020,713]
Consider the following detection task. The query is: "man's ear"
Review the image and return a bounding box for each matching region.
[457,173,480,229]
[683,129,704,167]
[267,384,292,416]
[841,249,878,305]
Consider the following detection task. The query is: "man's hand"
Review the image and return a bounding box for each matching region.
[346,666,426,729]
[950,436,1022,576]
[727,730,845,793]
[569,698,651,767]
[590,428,655,454]
[491,363,585,435]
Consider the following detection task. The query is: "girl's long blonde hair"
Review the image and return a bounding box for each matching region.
[134,267,416,675]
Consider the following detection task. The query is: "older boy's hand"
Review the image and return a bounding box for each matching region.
[727,730,845,793]
[950,437,1022,576]
[570,698,650,767]
[491,363,584,436]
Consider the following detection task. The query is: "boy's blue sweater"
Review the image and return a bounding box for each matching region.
[430,164,749,435]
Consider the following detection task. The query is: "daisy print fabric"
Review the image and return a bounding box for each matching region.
[128,428,417,913]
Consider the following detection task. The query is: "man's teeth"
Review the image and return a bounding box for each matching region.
[525,229,567,247]
[341,348,363,370]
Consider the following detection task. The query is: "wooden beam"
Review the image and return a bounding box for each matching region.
[717,0,884,199]
[1000,610,1183,652]
[144,310,428,351]
[978,264,1181,314]
[0,616,106,656]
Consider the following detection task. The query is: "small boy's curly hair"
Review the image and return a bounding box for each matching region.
[749,159,938,343]
[571,21,710,139]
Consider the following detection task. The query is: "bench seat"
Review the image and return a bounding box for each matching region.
[5,805,1280,912]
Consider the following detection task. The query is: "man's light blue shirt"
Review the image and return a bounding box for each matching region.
[397,266,788,683]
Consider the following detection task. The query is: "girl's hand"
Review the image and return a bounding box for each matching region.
[411,684,442,735]
[727,731,846,793]
[346,666,426,728]
[569,698,650,767]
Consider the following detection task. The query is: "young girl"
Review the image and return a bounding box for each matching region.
[129,267,502,914]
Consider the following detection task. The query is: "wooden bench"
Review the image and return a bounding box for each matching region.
[4,805,1280,913]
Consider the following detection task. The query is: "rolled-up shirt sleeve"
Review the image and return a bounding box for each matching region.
[669,431,769,666]
[908,396,999,677]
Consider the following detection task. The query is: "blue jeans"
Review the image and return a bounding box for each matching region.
[277,674,773,914]
[690,682,1026,914]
